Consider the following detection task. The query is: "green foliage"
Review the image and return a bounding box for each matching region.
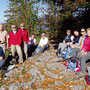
[40,0,90,39]
[5,0,40,34]
[4,0,90,40]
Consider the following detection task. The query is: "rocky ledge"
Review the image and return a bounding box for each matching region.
[0,50,90,90]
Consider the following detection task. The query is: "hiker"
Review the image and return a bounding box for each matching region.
[70,30,80,48]
[78,28,87,48]
[72,28,90,74]
[0,24,8,53]
[33,33,48,54]
[56,29,74,56]
[0,47,5,68]
[71,28,87,56]
[8,25,23,64]
[28,34,36,56]
[18,23,28,60]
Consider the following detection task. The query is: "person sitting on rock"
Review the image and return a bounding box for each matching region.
[8,25,23,64]
[72,28,90,74]
[33,33,48,55]
[70,30,80,48]
[28,34,36,56]
[71,28,86,48]
[0,47,5,69]
[71,28,87,58]
[56,29,74,56]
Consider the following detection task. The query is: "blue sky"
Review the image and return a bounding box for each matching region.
[0,0,49,23]
[0,0,9,23]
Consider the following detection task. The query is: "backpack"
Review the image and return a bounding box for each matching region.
[86,68,90,85]
[61,46,72,59]
[67,57,81,72]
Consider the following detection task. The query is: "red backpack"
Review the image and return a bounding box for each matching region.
[86,68,90,85]
[86,75,90,85]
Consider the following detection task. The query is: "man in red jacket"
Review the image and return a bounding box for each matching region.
[8,25,23,64]
[18,23,28,60]
[72,28,90,74]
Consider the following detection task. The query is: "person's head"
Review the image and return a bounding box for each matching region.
[0,24,3,31]
[87,28,90,37]
[74,30,79,36]
[81,28,86,36]
[31,34,35,39]
[66,30,71,36]
[20,23,25,30]
[41,33,46,39]
[12,25,16,31]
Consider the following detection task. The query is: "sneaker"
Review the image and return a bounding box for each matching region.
[19,61,23,64]
[56,49,61,56]
[76,71,86,75]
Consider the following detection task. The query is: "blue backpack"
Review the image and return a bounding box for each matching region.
[61,47,72,59]
[67,57,81,72]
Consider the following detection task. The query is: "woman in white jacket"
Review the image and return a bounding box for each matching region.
[34,33,48,54]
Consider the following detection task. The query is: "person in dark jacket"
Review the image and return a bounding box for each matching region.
[70,30,80,48]
[56,29,74,56]
[0,47,5,68]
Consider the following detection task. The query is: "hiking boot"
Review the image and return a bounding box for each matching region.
[18,61,23,64]
[10,58,17,64]
[56,48,61,56]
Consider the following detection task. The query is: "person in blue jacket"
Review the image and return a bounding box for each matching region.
[0,47,5,68]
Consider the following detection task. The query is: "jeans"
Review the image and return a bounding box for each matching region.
[0,60,5,68]
[28,44,35,56]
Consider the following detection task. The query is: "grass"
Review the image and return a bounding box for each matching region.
[36,60,41,62]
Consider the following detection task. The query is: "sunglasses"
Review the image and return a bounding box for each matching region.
[21,26,24,27]
[12,27,16,28]
[81,31,85,32]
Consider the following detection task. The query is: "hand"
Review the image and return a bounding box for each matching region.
[28,42,31,44]
[66,43,70,45]
[7,45,9,49]
[81,51,87,56]
[41,45,44,47]
[63,41,65,43]
[0,57,3,61]
[82,52,87,55]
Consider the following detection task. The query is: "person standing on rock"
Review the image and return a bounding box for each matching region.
[8,25,23,64]
[0,24,8,53]
[33,33,48,55]
[18,23,29,60]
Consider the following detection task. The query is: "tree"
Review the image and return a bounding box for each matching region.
[5,0,40,34]
[40,0,90,40]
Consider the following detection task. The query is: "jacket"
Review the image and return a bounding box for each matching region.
[73,35,80,44]
[18,29,28,44]
[9,31,22,47]
[78,35,86,48]
[64,35,74,43]
[82,36,90,52]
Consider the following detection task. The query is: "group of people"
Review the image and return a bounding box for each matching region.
[57,28,90,74]
[0,23,48,69]
[0,22,90,75]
